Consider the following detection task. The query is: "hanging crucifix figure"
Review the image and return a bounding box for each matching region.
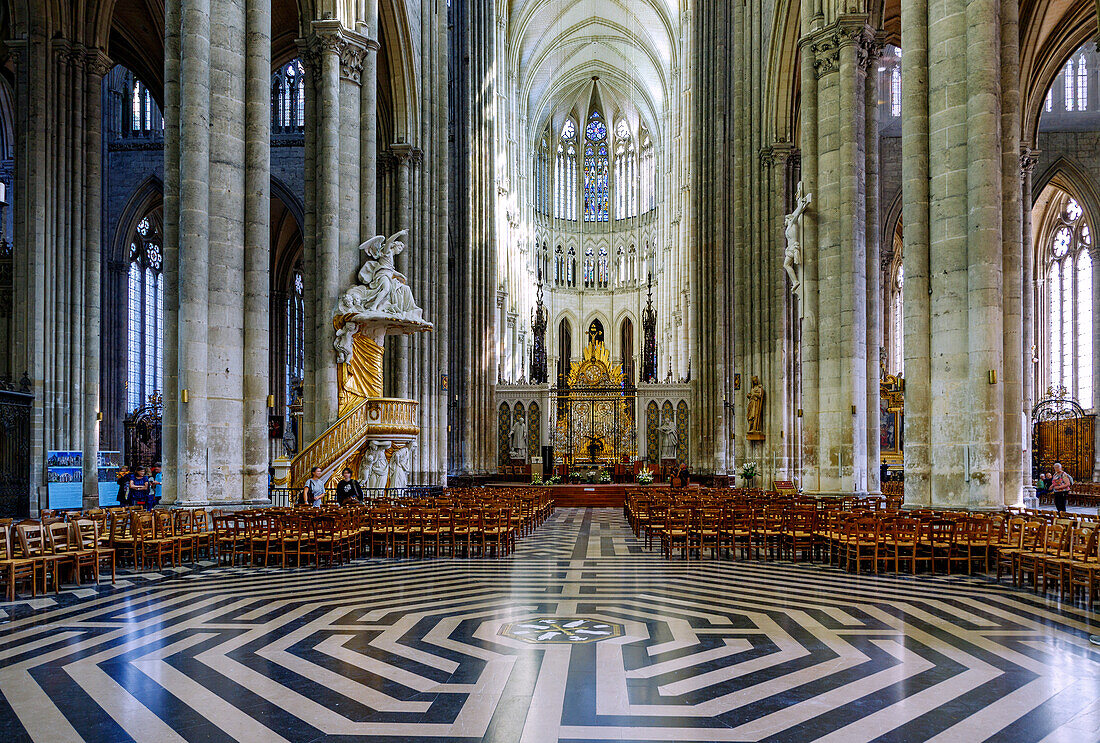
[783,181,813,302]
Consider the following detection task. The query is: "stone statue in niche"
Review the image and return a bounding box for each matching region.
[783,181,813,300]
[658,414,679,461]
[746,376,765,441]
[509,417,529,461]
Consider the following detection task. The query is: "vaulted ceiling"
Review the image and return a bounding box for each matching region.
[508,0,679,140]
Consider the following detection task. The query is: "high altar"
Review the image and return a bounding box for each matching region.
[495,338,691,475]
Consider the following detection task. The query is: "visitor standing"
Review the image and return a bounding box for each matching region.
[1051,462,1073,513]
[129,467,151,510]
[116,466,132,506]
[335,468,364,505]
[304,466,326,507]
[149,463,162,507]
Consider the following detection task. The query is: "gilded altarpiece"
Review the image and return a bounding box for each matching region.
[553,340,637,466]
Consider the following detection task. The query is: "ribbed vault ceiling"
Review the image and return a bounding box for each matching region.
[509,0,678,139]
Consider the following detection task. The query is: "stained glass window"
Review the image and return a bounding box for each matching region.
[127,210,164,413]
[556,120,577,221]
[584,111,609,222]
[1065,59,1076,111]
[1079,54,1089,111]
[1046,194,1094,407]
[891,66,902,117]
[614,120,636,220]
[272,59,306,132]
[598,247,609,287]
[584,247,595,286]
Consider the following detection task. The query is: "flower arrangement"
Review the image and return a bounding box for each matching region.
[636,467,655,485]
[599,470,612,484]
[740,461,758,481]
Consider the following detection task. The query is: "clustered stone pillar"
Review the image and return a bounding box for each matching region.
[302,19,372,441]
[162,0,271,505]
[901,0,1025,508]
[798,15,878,495]
[8,30,110,509]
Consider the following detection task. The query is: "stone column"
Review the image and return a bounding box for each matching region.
[392,142,413,398]
[360,0,379,240]
[864,38,883,496]
[162,0,182,504]
[801,17,874,495]
[310,21,344,435]
[901,0,932,507]
[243,0,271,503]
[83,51,112,508]
[175,0,212,503]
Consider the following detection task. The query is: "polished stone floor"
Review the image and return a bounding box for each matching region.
[2,508,1099,742]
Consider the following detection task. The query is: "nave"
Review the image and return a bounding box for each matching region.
[1,509,1099,743]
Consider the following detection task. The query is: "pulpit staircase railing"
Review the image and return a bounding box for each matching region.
[288,397,419,488]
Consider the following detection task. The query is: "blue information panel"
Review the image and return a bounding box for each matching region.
[98,451,122,506]
[46,450,83,510]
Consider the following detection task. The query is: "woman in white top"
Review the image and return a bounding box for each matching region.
[303,466,326,507]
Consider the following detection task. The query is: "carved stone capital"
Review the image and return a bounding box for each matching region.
[85,49,113,79]
[1020,146,1040,177]
[807,17,876,78]
[340,43,365,84]
[310,20,346,56]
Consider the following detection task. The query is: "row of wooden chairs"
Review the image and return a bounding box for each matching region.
[1,518,116,600]
[995,518,1100,604]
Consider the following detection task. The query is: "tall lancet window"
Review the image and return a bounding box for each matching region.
[1045,194,1094,408]
[614,119,636,220]
[1065,58,1076,111]
[584,110,609,222]
[271,59,306,132]
[127,211,164,413]
[891,264,904,375]
[639,126,655,214]
[535,130,551,215]
[556,119,577,221]
[1078,54,1089,111]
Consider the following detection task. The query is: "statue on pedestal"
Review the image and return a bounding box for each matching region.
[746,376,765,440]
[783,181,813,300]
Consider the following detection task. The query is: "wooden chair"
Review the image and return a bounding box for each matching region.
[694,507,722,559]
[191,510,215,558]
[1067,528,1100,606]
[661,507,691,559]
[1014,521,1051,589]
[314,515,340,567]
[995,517,1027,582]
[954,517,991,575]
[844,518,879,574]
[0,527,40,601]
[173,510,197,564]
[782,508,815,562]
[138,512,177,570]
[73,518,115,585]
[16,522,69,593]
[924,519,957,575]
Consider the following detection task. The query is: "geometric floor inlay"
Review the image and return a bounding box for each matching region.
[499,617,623,644]
[2,507,1099,742]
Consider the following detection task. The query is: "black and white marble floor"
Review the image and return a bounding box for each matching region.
[2,508,1099,742]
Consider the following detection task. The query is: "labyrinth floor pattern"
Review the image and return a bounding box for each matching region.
[2,508,1100,742]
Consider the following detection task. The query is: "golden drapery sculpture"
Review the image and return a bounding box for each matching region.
[334,317,385,415]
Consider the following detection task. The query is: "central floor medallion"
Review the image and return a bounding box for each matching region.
[500,616,623,644]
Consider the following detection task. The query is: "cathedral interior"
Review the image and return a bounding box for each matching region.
[2,1,1100,741]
